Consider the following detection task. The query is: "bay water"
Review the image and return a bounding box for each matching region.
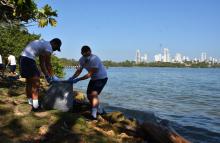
[64,67,220,143]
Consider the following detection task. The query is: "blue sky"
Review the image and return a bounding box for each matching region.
[28,0,220,61]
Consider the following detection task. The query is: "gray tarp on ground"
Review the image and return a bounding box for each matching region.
[41,81,73,112]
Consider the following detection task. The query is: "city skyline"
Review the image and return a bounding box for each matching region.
[28,0,220,61]
[135,48,220,63]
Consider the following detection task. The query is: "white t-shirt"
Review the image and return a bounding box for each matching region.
[8,55,16,65]
[21,39,53,60]
[0,55,2,64]
[79,54,107,80]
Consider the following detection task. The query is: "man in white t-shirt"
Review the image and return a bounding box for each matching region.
[69,45,108,119]
[0,54,2,65]
[0,54,5,76]
[7,54,17,74]
[19,38,62,111]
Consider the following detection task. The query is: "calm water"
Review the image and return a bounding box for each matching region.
[64,67,220,143]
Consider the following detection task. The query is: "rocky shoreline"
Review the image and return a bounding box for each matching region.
[0,78,190,143]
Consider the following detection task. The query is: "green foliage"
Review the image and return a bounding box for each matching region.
[191,62,209,68]
[212,63,220,68]
[35,55,64,77]
[145,62,185,67]
[37,4,57,27]
[0,0,58,27]
[51,55,64,77]
[103,60,220,68]
[103,60,135,67]
[0,25,40,60]
[59,58,78,67]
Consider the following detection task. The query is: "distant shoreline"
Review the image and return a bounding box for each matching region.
[59,58,220,69]
[64,65,220,69]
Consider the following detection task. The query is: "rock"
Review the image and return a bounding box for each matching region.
[140,120,191,143]
[97,115,106,122]
[106,130,115,136]
[112,122,137,137]
[73,91,86,103]
[39,125,49,135]
[118,132,130,138]
[120,118,138,128]
[34,112,50,118]
[103,111,125,123]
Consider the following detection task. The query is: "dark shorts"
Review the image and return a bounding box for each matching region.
[9,65,16,72]
[87,78,108,95]
[0,64,5,70]
[19,56,40,78]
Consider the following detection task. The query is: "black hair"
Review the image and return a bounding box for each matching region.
[50,38,62,47]
[81,45,91,53]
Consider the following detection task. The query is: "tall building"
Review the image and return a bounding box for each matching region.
[201,52,207,62]
[211,57,217,64]
[154,54,162,62]
[140,54,148,63]
[175,53,182,63]
[163,48,170,62]
[186,56,190,62]
[136,49,141,64]
[209,57,212,62]
[143,53,147,63]
[193,58,198,63]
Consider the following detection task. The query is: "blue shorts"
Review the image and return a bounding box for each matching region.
[9,65,16,72]
[87,78,108,95]
[19,56,40,78]
[0,64,5,70]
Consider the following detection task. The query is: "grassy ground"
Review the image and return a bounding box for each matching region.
[0,78,146,143]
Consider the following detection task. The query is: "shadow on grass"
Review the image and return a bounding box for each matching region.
[43,112,83,143]
[0,118,26,143]
[0,108,11,116]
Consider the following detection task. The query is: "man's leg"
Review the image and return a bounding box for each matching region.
[0,65,5,77]
[87,91,99,118]
[12,65,16,75]
[87,78,108,118]
[31,76,40,109]
[87,91,99,107]
[26,78,32,105]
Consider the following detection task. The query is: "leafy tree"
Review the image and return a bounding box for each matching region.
[0,0,64,76]
[59,58,78,67]
[0,26,65,77]
[51,55,64,77]
[0,0,57,27]
[0,25,40,58]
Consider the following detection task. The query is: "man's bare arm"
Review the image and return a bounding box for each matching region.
[39,53,53,76]
[39,55,48,76]
[79,68,97,80]
[44,54,53,76]
[71,68,83,79]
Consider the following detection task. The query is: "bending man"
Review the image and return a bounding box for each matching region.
[69,45,108,119]
[19,38,61,111]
